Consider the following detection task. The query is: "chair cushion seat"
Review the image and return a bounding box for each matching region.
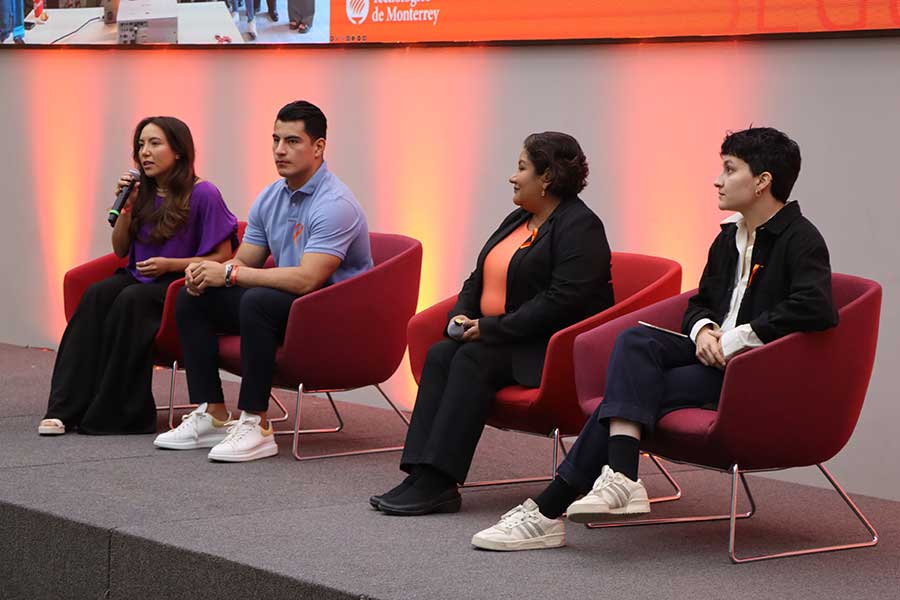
[641,408,732,469]
[486,386,553,435]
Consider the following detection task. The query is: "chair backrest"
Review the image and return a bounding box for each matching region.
[611,252,684,304]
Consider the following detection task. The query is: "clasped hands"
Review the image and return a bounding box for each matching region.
[695,325,727,370]
[184,260,227,296]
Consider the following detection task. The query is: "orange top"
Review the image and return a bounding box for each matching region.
[480,221,533,317]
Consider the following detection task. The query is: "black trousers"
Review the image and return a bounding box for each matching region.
[46,269,178,434]
[557,326,724,491]
[175,285,297,412]
[400,339,520,484]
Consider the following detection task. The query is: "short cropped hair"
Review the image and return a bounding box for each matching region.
[276,101,327,141]
[720,127,801,203]
[523,132,589,199]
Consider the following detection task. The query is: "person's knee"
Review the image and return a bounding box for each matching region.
[111,284,152,312]
[424,339,459,370]
[238,287,292,328]
[615,326,653,353]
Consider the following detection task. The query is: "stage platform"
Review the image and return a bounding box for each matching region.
[2,343,899,600]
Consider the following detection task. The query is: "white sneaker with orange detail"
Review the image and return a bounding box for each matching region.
[207,411,278,462]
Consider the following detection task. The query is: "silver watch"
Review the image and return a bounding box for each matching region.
[224,263,234,287]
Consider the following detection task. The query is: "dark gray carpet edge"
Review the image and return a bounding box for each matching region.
[0,501,109,600]
[0,500,362,600]
[108,530,359,600]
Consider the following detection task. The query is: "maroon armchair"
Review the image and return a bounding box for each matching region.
[407,252,682,485]
[572,273,882,562]
[62,222,248,427]
[215,232,423,461]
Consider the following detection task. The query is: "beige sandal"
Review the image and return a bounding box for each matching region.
[38,418,65,435]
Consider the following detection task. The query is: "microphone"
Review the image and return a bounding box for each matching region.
[108,168,141,227]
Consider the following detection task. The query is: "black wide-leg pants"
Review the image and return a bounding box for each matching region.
[557,326,725,491]
[400,339,521,484]
[46,269,177,434]
[175,285,297,413]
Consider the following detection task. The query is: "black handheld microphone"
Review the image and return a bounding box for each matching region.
[108,168,141,227]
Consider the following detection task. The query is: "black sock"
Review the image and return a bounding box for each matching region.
[607,435,640,481]
[534,477,580,520]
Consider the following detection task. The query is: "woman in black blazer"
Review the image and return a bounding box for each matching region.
[372,132,614,516]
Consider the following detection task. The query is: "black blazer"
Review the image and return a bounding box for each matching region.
[449,198,614,387]
[682,201,838,342]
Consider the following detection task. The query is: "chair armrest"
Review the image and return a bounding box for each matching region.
[407,296,458,384]
[153,278,186,364]
[573,291,693,413]
[63,253,128,322]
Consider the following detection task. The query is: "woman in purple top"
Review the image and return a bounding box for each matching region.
[39,116,238,436]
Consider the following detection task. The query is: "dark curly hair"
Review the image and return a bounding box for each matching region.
[721,127,801,203]
[523,132,589,199]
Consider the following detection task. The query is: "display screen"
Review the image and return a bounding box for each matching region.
[2,0,898,46]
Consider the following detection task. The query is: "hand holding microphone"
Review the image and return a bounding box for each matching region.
[109,168,141,227]
[448,315,480,342]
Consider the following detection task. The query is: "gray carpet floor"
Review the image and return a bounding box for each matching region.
[1,343,899,600]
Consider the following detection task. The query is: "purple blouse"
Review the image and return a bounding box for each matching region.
[128,181,238,283]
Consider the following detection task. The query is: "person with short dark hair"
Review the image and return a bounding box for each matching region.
[372,132,615,516]
[472,126,838,551]
[39,116,238,436]
[155,100,373,462]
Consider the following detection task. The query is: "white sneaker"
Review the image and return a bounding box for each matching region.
[471,499,565,551]
[246,19,257,39]
[565,465,650,523]
[153,403,232,450]
[207,412,278,462]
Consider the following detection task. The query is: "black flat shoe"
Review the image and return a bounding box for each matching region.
[378,487,461,516]
[369,480,412,509]
[268,10,278,21]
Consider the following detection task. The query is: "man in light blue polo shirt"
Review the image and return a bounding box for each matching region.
[157,100,373,462]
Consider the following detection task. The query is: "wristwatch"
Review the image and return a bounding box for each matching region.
[224,263,234,287]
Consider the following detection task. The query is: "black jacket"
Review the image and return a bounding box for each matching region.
[450,198,614,387]
[682,201,838,343]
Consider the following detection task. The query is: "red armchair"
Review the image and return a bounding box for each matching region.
[63,222,248,427]
[572,273,882,562]
[407,252,682,486]
[216,232,423,461]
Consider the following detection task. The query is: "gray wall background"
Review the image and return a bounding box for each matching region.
[1,37,897,500]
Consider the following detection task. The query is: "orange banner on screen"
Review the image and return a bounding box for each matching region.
[331,1,900,43]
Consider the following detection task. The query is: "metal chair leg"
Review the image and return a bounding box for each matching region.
[287,383,410,461]
[157,360,206,429]
[644,453,683,504]
[158,360,288,430]
[462,428,561,489]
[586,464,755,529]
[728,463,878,563]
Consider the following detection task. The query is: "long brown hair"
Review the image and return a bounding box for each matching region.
[128,116,197,244]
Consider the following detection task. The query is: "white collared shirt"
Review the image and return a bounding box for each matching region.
[689,212,766,360]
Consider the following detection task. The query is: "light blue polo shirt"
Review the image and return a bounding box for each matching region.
[243,162,373,284]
